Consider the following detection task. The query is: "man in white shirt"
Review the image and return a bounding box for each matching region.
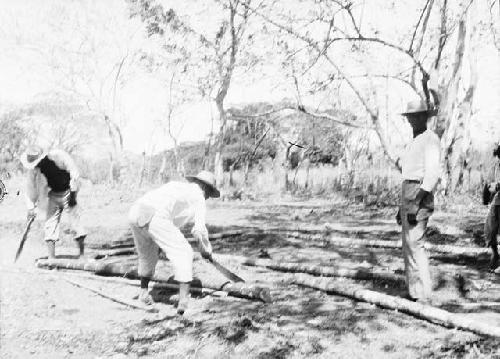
[128,171,220,315]
[21,146,87,259]
[398,100,441,302]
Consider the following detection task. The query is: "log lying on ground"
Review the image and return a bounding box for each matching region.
[294,274,500,338]
[91,247,137,258]
[61,277,159,313]
[95,228,249,250]
[241,257,404,283]
[285,233,489,257]
[36,257,271,303]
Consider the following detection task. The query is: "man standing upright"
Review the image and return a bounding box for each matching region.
[21,146,87,259]
[128,171,220,315]
[484,144,500,270]
[398,100,441,302]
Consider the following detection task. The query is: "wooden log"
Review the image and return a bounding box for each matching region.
[3,266,227,297]
[91,247,136,258]
[93,229,250,250]
[61,277,159,313]
[285,233,489,257]
[294,274,500,338]
[241,257,404,283]
[36,257,271,302]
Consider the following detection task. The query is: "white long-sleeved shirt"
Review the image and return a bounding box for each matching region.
[401,129,441,192]
[25,149,80,210]
[136,181,208,235]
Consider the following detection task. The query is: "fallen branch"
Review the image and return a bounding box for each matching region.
[2,266,227,297]
[294,274,500,338]
[96,229,249,250]
[286,233,489,257]
[241,257,404,283]
[36,257,271,303]
[61,277,159,313]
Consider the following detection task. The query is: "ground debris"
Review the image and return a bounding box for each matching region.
[257,340,297,359]
[421,337,500,359]
[213,315,258,344]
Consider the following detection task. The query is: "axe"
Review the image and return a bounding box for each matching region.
[206,255,245,283]
[14,216,35,262]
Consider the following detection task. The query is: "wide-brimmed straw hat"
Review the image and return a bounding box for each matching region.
[401,99,431,116]
[21,146,47,170]
[186,170,220,198]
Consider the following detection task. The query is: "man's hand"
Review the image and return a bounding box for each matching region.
[68,191,77,207]
[407,213,418,226]
[194,231,212,260]
[396,209,402,225]
[27,208,36,221]
[406,188,430,226]
[415,188,430,204]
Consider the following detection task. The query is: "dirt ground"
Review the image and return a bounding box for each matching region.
[2,181,500,358]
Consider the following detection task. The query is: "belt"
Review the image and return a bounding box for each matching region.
[403,179,421,184]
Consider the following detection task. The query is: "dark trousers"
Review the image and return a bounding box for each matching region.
[485,193,500,258]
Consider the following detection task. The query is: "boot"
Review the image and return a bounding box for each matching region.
[46,240,56,259]
[177,282,191,315]
[74,235,86,258]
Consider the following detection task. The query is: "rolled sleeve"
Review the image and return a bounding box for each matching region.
[190,195,208,237]
[25,169,38,210]
[421,135,441,192]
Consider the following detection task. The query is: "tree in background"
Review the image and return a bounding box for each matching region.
[0,110,31,176]
[4,1,145,184]
[128,0,260,185]
[236,0,496,195]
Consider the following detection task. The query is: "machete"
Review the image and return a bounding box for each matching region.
[14,216,35,262]
[207,255,245,283]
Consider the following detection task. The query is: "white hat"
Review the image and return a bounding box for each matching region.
[186,170,220,198]
[401,99,430,116]
[21,146,47,170]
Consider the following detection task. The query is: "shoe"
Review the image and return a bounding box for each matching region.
[177,298,188,315]
[177,282,190,315]
[137,290,154,305]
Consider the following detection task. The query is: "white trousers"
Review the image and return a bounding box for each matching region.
[45,191,86,241]
[129,205,193,283]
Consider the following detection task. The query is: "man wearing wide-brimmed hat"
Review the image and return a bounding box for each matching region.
[128,170,220,314]
[21,146,87,259]
[397,99,441,303]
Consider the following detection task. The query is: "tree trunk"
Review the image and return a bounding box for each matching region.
[294,274,500,338]
[108,154,115,186]
[36,256,272,303]
[242,258,404,283]
[436,3,478,195]
[158,154,168,183]
[138,151,146,186]
[214,99,226,186]
[285,231,489,258]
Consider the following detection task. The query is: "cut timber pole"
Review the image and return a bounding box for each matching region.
[97,228,249,250]
[294,274,500,338]
[241,257,404,283]
[62,277,159,313]
[285,233,489,257]
[36,257,271,303]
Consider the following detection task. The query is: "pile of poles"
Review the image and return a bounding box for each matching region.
[35,226,500,338]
